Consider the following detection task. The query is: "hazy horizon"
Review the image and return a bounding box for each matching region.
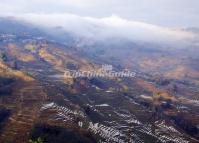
[0,0,199,28]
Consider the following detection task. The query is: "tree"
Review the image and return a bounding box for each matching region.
[29,137,44,143]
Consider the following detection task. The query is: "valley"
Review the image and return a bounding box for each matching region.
[0,18,199,143]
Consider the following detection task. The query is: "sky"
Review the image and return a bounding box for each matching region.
[0,0,198,27]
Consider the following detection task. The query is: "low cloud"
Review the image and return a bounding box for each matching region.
[11,13,196,45]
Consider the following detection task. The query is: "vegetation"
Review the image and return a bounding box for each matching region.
[170,115,198,136]
[30,124,97,143]
[29,137,44,143]
[0,108,10,132]
[0,77,15,96]
[24,44,37,53]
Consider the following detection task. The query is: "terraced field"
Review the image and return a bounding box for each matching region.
[0,81,48,143]
[0,25,199,142]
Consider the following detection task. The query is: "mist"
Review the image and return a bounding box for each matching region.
[5,13,196,47]
[0,0,198,47]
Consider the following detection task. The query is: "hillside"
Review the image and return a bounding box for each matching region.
[0,18,199,143]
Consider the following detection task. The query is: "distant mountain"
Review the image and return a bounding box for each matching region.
[186,27,199,34]
[0,17,45,36]
[0,17,75,45]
